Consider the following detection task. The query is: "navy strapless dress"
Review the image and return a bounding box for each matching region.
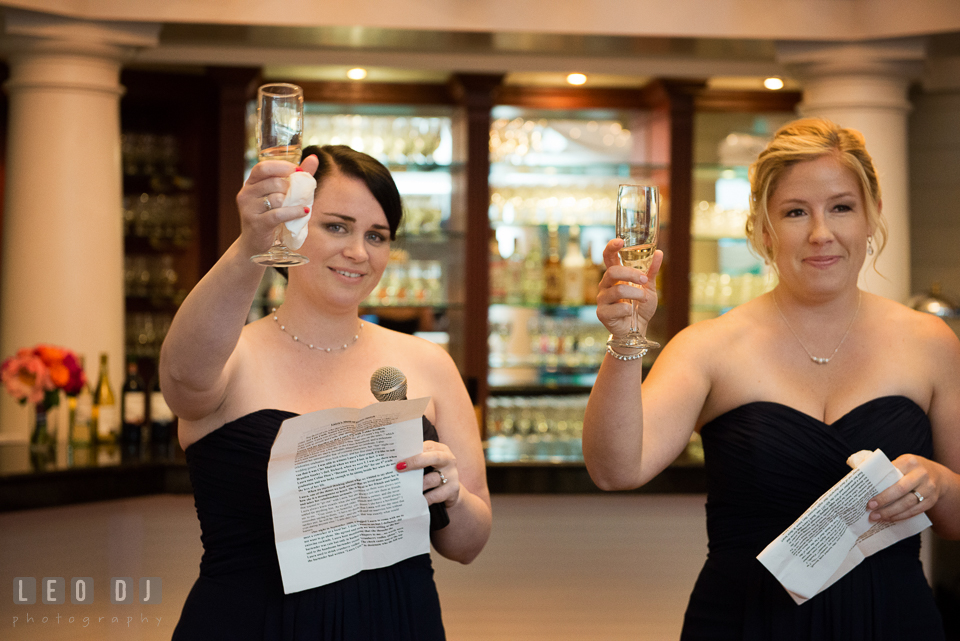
[172,410,445,641]
[680,396,945,640]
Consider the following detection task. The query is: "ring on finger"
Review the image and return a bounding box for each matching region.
[913,490,924,503]
[437,470,448,485]
[263,196,273,211]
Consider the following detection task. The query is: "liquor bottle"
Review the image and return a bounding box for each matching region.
[121,360,147,446]
[489,230,506,304]
[561,225,586,306]
[149,375,176,446]
[69,355,94,447]
[583,241,603,305]
[522,236,545,305]
[92,352,119,444]
[542,226,563,305]
[505,237,526,304]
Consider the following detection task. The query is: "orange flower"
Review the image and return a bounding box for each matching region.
[2,343,87,407]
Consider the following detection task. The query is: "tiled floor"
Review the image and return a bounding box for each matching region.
[2,493,710,640]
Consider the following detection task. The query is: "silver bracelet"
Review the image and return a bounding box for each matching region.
[606,344,647,361]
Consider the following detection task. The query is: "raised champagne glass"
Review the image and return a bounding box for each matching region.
[608,184,660,351]
[251,83,309,266]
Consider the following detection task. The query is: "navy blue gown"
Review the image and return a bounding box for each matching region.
[680,396,945,640]
[173,409,445,641]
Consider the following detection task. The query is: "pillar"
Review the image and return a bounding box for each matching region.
[0,11,159,442]
[778,38,926,303]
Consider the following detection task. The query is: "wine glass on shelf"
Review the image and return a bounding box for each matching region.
[608,184,660,351]
[251,83,309,266]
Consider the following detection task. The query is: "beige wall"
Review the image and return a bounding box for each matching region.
[910,88,960,319]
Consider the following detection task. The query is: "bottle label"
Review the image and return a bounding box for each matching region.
[543,267,563,303]
[76,393,93,423]
[150,391,175,423]
[97,405,120,439]
[123,393,147,423]
[563,268,585,306]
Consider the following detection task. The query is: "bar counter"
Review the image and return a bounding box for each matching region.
[0,441,706,512]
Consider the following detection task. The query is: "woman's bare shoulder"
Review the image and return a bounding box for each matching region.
[869,294,959,348]
[367,324,453,364]
[667,296,766,352]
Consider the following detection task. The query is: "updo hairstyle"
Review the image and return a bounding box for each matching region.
[745,118,885,266]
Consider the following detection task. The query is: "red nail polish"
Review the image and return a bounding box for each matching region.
[396,461,407,471]
[304,206,310,214]
[295,167,303,172]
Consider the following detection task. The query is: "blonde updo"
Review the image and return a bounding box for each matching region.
[746,118,886,267]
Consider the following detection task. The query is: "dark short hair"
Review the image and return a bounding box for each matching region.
[301,144,403,240]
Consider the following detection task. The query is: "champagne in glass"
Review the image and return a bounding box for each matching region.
[251,83,309,266]
[608,184,660,351]
[618,243,656,273]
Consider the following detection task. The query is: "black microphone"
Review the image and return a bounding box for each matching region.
[370,367,449,530]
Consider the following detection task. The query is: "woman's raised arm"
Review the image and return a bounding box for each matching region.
[582,239,711,490]
[159,157,317,421]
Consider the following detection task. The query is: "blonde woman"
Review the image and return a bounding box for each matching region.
[584,119,959,639]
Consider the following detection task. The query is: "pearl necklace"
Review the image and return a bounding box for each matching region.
[772,291,861,365]
[272,307,363,353]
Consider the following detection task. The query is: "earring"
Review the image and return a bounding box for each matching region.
[867,236,874,256]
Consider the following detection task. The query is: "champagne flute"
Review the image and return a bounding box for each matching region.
[251,83,308,266]
[608,184,660,351]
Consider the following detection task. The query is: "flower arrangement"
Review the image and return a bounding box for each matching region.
[1,344,86,410]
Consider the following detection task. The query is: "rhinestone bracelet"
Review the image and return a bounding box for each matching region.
[606,344,647,361]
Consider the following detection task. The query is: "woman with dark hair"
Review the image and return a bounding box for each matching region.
[163,145,491,640]
[584,119,960,639]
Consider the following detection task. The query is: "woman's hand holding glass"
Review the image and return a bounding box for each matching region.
[607,184,661,351]
[237,156,318,260]
[597,238,664,346]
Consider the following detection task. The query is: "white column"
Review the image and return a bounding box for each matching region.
[778,38,926,303]
[0,11,159,442]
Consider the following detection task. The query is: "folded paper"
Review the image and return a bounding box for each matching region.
[758,449,932,605]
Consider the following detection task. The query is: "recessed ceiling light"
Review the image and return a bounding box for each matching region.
[763,77,784,90]
[347,68,368,80]
[566,73,587,86]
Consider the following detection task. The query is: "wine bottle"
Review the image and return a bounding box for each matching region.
[92,352,119,444]
[121,360,147,446]
[505,237,525,304]
[69,355,94,447]
[149,375,176,446]
[542,226,563,305]
[489,230,506,304]
[523,236,545,305]
[561,225,585,306]
[583,241,602,306]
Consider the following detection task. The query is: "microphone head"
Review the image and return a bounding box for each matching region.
[371,366,407,401]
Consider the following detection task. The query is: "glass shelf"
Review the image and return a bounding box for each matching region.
[491,162,668,176]
[383,162,464,173]
[489,303,601,312]
[489,370,599,389]
[489,360,603,372]
[492,221,614,230]
[694,163,750,177]
[360,303,463,311]
[395,230,466,242]
[692,234,748,242]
